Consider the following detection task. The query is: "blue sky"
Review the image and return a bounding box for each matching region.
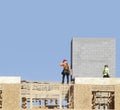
[0,0,120,82]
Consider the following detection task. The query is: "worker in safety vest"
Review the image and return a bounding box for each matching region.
[103,65,110,78]
[60,59,70,84]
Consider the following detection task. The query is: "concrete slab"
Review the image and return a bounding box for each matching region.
[75,77,120,85]
[0,76,21,83]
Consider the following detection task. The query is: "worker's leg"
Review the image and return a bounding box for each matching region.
[107,74,110,78]
[103,74,109,78]
[103,75,107,78]
[66,73,69,84]
[62,73,65,84]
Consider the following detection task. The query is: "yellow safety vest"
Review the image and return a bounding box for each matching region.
[103,67,109,75]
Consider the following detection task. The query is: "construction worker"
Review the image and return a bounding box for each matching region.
[60,59,70,84]
[103,65,110,78]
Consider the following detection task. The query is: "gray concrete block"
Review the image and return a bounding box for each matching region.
[71,38,116,78]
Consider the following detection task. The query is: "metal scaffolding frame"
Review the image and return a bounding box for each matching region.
[92,85,115,110]
[21,80,74,109]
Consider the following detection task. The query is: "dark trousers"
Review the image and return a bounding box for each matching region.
[103,74,110,78]
[62,73,69,84]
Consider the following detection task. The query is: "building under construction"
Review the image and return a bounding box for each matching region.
[0,38,119,110]
[0,77,120,110]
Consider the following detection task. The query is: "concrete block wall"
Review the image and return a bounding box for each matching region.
[74,84,92,110]
[71,38,116,78]
[115,85,120,110]
[0,77,20,110]
[74,78,120,110]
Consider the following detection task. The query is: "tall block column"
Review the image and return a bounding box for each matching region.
[74,84,92,110]
[115,85,120,110]
[0,77,20,110]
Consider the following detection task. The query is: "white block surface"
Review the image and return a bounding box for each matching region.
[0,76,21,83]
[75,77,120,85]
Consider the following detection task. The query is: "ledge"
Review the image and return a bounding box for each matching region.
[75,77,120,85]
[0,76,21,83]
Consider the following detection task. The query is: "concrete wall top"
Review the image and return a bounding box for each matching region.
[75,77,120,85]
[0,76,21,83]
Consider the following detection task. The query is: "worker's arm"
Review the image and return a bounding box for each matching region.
[60,63,65,67]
